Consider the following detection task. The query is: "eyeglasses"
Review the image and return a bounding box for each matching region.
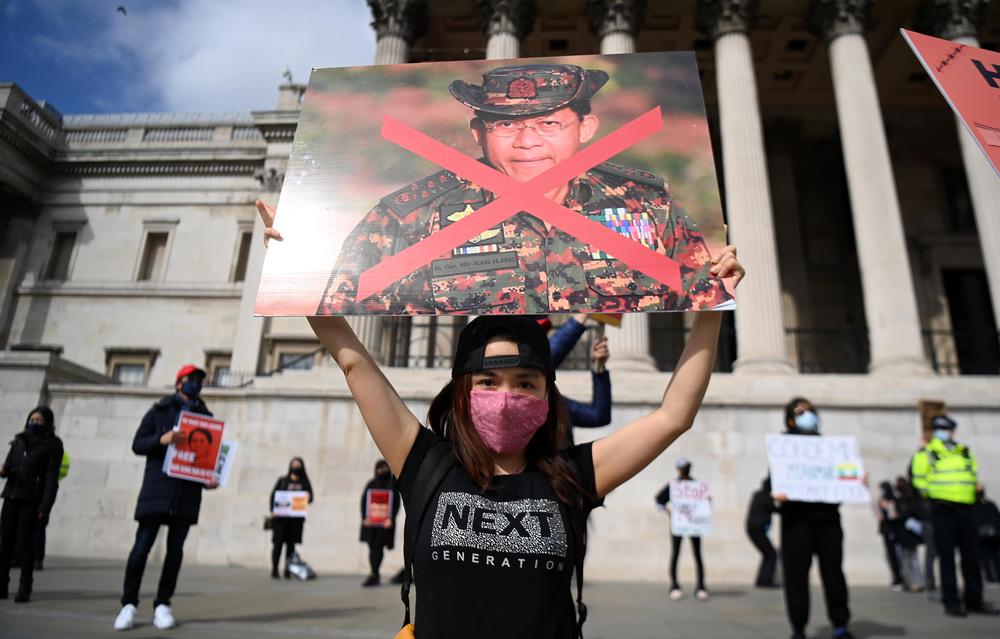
[481,118,575,137]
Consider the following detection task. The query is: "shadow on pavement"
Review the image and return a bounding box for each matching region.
[813,620,907,638]
[196,606,376,624]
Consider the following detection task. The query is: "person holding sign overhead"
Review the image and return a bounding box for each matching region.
[772,398,855,639]
[255,180,744,638]
[114,365,219,632]
[269,457,313,580]
[359,459,401,587]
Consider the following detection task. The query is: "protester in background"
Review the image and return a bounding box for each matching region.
[774,398,855,639]
[910,414,999,617]
[656,458,709,601]
[909,433,939,600]
[544,313,612,447]
[974,487,1000,586]
[873,480,903,591]
[13,441,69,572]
[114,365,219,632]
[0,406,63,603]
[359,459,400,587]
[894,476,925,592]
[746,477,779,588]
[269,457,313,579]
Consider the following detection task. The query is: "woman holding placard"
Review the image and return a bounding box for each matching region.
[773,398,855,639]
[359,459,401,587]
[269,457,313,579]
[254,200,744,639]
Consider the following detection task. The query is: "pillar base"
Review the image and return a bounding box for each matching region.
[733,357,796,375]
[868,357,932,376]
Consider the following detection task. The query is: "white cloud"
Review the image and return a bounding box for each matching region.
[36,0,377,113]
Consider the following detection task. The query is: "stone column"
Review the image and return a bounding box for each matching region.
[585,1,653,370]
[369,0,428,65]
[923,0,1000,331]
[586,0,645,54]
[698,0,794,373]
[367,1,427,361]
[230,216,269,381]
[479,0,534,60]
[807,0,930,374]
[0,207,36,349]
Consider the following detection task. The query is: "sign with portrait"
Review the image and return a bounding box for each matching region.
[273,490,310,518]
[254,52,734,317]
[668,479,712,537]
[902,29,1000,178]
[766,434,868,504]
[163,412,225,485]
[365,488,394,526]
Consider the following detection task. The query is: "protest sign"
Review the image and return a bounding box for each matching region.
[902,29,1000,177]
[255,52,734,317]
[766,434,868,504]
[365,488,394,526]
[213,439,238,488]
[162,412,225,485]
[668,479,712,537]
[273,490,310,518]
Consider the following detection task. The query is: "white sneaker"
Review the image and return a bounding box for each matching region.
[669,588,683,601]
[153,604,176,630]
[113,604,136,631]
[696,589,711,601]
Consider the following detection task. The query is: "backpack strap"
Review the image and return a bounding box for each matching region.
[400,439,455,628]
[564,458,589,639]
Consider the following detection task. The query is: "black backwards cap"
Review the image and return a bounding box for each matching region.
[451,316,555,381]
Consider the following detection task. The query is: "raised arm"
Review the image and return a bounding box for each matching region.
[591,246,742,499]
[254,200,419,475]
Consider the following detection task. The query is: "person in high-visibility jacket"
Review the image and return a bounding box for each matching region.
[910,415,999,617]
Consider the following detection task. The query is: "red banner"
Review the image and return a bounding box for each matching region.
[902,29,1000,177]
[365,488,393,526]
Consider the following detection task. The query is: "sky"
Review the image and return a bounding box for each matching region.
[0,0,377,115]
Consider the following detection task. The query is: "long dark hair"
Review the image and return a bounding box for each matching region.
[427,374,588,509]
[784,397,814,432]
[17,406,55,442]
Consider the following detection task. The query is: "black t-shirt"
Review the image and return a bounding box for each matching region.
[397,427,602,639]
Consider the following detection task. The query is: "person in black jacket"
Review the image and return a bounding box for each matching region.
[0,406,63,602]
[359,459,400,587]
[974,487,1000,585]
[774,397,854,639]
[113,364,218,632]
[269,457,313,579]
[746,477,779,588]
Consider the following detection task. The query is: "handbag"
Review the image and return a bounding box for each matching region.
[393,624,415,639]
[263,515,273,531]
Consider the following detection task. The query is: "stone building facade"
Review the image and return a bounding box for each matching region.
[0,0,998,583]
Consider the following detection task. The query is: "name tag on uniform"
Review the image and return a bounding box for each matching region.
[432,251,519,278]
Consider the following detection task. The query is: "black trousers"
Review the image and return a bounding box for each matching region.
[747,526,778,586]
[780,516,850,633]
[271,540,296,573]
[669,535,704,590]
[121,517,191,609]
[931,501,983,609]
[0,499,40,593]
[367,540,386,576]
[880,531,902,585]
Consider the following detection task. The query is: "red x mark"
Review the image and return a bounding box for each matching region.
[356,107,683,302]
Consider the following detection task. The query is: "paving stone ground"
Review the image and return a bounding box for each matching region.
[1,557,998,638]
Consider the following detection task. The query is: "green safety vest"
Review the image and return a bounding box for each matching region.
[58,451,70,481]
[911,438,978,504]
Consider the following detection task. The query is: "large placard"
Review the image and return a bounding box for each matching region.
[668,479,712,537]
[365,488,394,527]
[255,52,735,317]
[162,412,225,485]
[902,29,1000,177]
[766,434,868,504]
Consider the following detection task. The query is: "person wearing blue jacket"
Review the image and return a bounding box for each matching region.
[546,314,612,446]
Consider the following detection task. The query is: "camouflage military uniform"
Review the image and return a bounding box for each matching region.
[316,161,732,315]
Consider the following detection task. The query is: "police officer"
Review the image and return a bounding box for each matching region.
[316,63,733,315]
[910,415,1000,617]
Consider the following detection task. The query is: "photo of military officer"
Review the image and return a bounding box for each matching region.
[312,62,732,316]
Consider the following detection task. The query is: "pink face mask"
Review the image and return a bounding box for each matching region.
[469,389,549,456]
